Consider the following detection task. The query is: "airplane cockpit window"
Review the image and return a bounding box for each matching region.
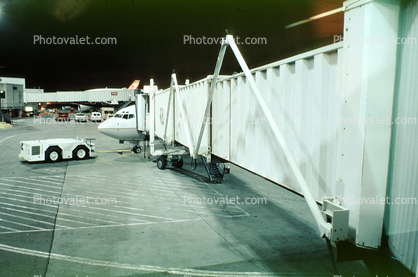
[128,114,135,119]
[122,114,130,119]
[114,114,122,118]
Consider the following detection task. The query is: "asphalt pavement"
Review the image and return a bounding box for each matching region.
[0,117,371,276]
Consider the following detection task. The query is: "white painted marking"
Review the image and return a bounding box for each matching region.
[19,177,63,186]
[0,243,280,276]
[0,218,203,234]
[0,208,70,229]
[60,206,145,224]
[0,135,15,144]
[0,224,20,232]
[0,201,121,226]
[0,218,46,230]
[0,181,62,195]
[0,212,67,228]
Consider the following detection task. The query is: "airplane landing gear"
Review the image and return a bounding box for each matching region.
[133,145,141,154]
[157,155,183,170]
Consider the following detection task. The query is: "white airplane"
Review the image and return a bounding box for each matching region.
[97,104,146,153]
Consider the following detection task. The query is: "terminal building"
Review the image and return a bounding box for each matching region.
[0,77,135,118]
[0,77,25,118]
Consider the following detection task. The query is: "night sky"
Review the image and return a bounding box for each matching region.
[0,0,343,91]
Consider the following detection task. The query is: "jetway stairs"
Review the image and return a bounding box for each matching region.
[201,156,225,183]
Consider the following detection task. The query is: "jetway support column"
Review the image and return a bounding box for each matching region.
[337,0,400,249]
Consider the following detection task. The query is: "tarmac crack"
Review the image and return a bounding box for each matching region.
[43,163,68,277]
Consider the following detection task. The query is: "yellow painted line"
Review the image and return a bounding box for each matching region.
[97,150,132,153]
[97,157,112,164]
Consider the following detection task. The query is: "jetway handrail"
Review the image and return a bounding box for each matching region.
[217,41,343,82]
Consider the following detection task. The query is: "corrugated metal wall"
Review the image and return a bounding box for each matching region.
[154,77,211,155]
[211,44,342,201]
[154,89,174,142]
[24,89,133,103]
[174,79,210,152]
[153,43,342,201]
[385,0,418,274]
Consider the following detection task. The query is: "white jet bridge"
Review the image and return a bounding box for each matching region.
[143,34,340,245]
[132,1,418,275]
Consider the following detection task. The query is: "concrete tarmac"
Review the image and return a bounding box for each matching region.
[0,117,371,276]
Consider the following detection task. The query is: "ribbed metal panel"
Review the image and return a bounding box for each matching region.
[385,0,418,274]
[154,78,211,154]
[24,89,133,103]
[174,79,210,151]
[154,44,342,202]
[210,44,342,201]
[154,89,174,143]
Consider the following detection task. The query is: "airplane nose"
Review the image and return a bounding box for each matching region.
[97,121,107,133]
[97,120,116,138]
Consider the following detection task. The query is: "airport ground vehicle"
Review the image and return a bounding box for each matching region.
[19,138,96,163]
[55,112,69,121]
[89,112,102,122]
[74,113,87,122]
[101,107,114,119]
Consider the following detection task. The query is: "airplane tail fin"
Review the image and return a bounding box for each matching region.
[128,80,140,90]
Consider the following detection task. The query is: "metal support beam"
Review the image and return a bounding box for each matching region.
[226,35,331,237]
[194,40,228,160]
[172,73,195,157]
[163,76,174,145]
[149,83,155,155]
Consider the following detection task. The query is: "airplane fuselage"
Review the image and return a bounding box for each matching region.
[98,105,144,142]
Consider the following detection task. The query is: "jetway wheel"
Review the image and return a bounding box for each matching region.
[175,157,183,168]
[133,145,141,154]
[157,156,167,170]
